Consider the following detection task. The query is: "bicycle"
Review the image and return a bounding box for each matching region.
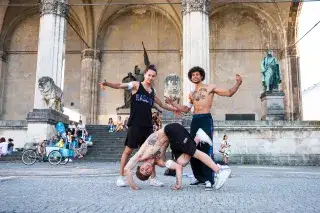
[21,148,45,165]
[48,148,73,165]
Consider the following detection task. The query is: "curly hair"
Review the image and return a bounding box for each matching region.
[188,66,205,82]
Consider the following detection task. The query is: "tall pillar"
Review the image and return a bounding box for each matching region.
[181,0,211,104]
[80,49,101,124]
[280,48,302,120]
[0,51,7,118]
[33,0,68,109]
[26,0,69,144]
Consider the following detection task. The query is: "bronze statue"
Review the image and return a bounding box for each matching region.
[116,72,136,110]
[261,50,282,91]
[134,65,144,82]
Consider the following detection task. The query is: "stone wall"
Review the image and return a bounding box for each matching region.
[97,11,181,124]
[0,120,27,148]
[181,120,320,165]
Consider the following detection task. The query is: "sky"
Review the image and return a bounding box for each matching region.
[298,2,320,91]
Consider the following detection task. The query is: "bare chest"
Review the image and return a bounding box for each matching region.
[191,88,212,102]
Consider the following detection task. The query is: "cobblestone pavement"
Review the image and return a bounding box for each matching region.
[1,162,320,213]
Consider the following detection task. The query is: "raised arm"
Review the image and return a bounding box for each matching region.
[213,74,242,97]
[99,80,139,90]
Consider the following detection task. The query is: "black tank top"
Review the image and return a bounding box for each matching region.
[127,83,155,127]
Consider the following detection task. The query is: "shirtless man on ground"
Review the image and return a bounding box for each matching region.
[124,123,231,190]
[165,66,242,190]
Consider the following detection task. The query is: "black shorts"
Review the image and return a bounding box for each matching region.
[125,126,153,149]
[164,123,197,159]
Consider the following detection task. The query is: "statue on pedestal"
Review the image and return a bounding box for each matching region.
[261,50,282,91]
[164,74,181,104]
[116,72,136,110]
[134,65,144,82]
[38,76,64,112]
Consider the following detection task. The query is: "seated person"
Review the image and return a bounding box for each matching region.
[36,140,47,160]
[7,138,14,155]
[56,138,65,148]
[115,116,124,132]
[107,118,115,132]
[83,131,93,147]
[123,117,129,131]
[74,138,87,159]
[124,123,231,190]
[0,137,8,157]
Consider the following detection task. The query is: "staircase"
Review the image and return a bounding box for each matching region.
[84,125,128,162]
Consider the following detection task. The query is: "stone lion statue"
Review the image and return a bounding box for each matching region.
[38,76,63,112]
[164,74,181,104]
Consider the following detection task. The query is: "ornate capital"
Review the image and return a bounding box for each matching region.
[40,0,69,18]
[81,49,102,61]
[181,0,211,15]
[0,51,7,62]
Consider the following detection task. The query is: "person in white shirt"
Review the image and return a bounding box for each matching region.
[219,135,231,165]
[0,137,9,157]
[76,120,86,137]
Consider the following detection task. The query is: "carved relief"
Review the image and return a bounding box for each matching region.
[38,76,64,112]
[81,49,102,61]
[40,0,69,18]
[164,74,181,103]
[181,0,211,15]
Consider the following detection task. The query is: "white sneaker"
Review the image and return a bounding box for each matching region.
[150,178,164,187]
[116,176,127,187]
[204,181,213,191]
[215,169,231,190]
[68,159,72,163]
[196,128,213,146]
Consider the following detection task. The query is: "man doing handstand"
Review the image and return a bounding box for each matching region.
[124,123,231,190]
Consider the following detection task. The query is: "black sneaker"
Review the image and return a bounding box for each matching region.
[190,179,205,186]
[204,181,213,191]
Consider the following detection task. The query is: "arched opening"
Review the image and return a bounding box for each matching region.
[96,6,181,124]
[298,2,320,120]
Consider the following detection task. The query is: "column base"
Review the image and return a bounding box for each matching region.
[25,109,69,145]
[260,91,285,121]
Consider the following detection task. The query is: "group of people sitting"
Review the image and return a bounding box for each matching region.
[36,121,92,161]
[0,137,14,158]
[107,116,128,132]
[107,112,162,133]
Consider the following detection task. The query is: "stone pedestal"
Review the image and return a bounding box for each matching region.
[26,109,69,143]
[260,91,285,120]
[80,49,101,124]
[116,108,130,117]
[0,51,6,118]
[182,0,210,104]
[33,0,68,109]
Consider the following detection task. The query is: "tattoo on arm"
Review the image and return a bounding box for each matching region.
[146,133,157,145]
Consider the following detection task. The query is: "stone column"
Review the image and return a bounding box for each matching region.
[181,0,211,104]
[26,0,69,143]
[0,51,7,118]
[33,0,68,109]
[279,48,302,120]
[80,49,101,124]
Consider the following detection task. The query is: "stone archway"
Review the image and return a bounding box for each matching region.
[96,5,182,124]
[209,4,283,120]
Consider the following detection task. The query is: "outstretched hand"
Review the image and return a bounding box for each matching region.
[236,74,243,85]
[99,79,107,90]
